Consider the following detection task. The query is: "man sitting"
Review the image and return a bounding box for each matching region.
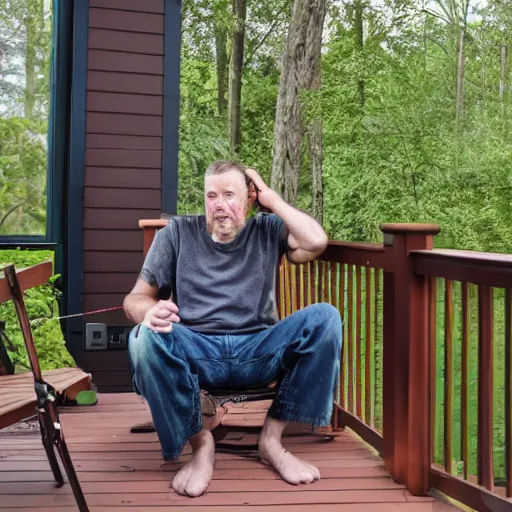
[123,161,343,497]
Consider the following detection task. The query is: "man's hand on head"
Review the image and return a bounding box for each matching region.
[245,168,283,212]
[142,299,180,333]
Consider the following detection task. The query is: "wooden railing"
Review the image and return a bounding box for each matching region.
[139,218,512,512]
[277,242,387,454]
[411,249,512,511]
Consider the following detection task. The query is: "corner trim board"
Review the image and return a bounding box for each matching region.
[161,0,182,215]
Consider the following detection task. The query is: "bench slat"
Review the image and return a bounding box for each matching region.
[0,261,53,304]
[0,368,92,429]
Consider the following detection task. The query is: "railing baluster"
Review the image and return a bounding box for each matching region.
[374,268,380,430]
[330,262,337,308]
[340,264,347,410]
[316,260,322,304]
[299,263,305,310]
[356,266,362,418]
[478,285,494,490]
[461,282,469,480]
[324,260,330,303]
[365,266,372,425]
[284,258,292,318]
[305,261,313,306]
[430,277,437,465]
[444,279,453,473]
[348,264,354,413]
[506,288,511,497]
[279,262,285,320]
[290,262,297,314]
[329,262,339,409]
[311,261,317,304]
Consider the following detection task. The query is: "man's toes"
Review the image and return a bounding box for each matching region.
[298,468,316,484]
[185,479,209,497]
[171,480,186,495]
[171,469,191,495]
[308,464,321,481]
[297,461,320,484]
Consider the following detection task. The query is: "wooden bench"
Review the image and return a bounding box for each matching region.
[0,261,91,512]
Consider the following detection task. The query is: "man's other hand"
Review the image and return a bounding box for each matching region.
[142,299,180,333]
[245,168,281,212]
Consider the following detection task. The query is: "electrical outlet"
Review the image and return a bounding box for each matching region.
[85,323,107,351]
[107,326,131,350]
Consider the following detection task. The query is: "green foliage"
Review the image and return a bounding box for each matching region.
[0,0,51,236]
[0,249,74,372]
[0,117,47,235]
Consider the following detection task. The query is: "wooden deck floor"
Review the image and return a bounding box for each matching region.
[0,393,462,511]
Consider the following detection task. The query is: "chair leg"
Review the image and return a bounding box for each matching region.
[36,385,90,512]
[53,421,90,512]
[38,412,64,486]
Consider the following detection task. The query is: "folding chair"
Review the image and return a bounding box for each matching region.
[1,263,90,512]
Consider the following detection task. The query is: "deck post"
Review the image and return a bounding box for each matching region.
[380,224,439,489]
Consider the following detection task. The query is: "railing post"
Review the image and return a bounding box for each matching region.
[138,219,170,258]
[380,223,440,490]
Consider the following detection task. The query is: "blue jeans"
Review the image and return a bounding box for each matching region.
[128,303,342,460]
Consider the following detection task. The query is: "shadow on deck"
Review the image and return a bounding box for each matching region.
[0,393,462,511]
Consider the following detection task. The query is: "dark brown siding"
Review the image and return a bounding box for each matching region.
[89,28,164,54]
[89,0,164,13]
[87,92,163,116]
[84,0,165,391]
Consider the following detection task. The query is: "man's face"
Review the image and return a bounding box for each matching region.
[204,170,249,243]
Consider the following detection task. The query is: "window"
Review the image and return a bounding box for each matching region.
[0,0,53,237]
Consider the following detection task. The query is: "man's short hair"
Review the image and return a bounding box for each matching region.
[204,160,247,184]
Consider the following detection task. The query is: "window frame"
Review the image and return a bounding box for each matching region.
[0,0,73,248]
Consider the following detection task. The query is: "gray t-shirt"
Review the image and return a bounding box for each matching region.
[139,213,289,334]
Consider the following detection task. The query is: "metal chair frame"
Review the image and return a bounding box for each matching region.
[3,265,89,512]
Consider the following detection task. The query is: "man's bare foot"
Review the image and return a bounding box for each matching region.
[258,417,320,485]
[171,430,215,497]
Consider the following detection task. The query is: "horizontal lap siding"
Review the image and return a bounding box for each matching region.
[84,1,165,390]
[89,0,164,13]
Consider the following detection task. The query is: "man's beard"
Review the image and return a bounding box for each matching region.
[206,216,245,240]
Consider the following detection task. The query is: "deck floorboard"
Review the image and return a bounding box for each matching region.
[0,392,461,511]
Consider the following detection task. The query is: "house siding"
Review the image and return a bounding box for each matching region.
[81,0,166,391]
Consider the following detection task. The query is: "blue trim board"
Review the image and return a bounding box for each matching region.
[66,0,88,348]
[162,0,182,214]
[46,0,74,297]
[46,0,73,247]
[0,237,54,249]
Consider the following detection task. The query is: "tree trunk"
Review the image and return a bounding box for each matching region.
[309,118,323,223]
[215,22,228,116]
[455,28,465,122]
[355,0,364,107]
[24,3,37,119]
[500,43,507,100]
[228,0,246,154]
[271,0,326,204]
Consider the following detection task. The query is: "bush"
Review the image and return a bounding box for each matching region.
[0,249,75,371]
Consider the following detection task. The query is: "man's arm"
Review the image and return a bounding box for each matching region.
[123,279,180,333]
[271,198,328,263]
[245,169,328,264]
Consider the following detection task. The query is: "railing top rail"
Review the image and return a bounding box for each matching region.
[412,248,512,288]
[320,241,388,270]
[139,219,169,229]
[327,240,385,252]
[380,223,441,235]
